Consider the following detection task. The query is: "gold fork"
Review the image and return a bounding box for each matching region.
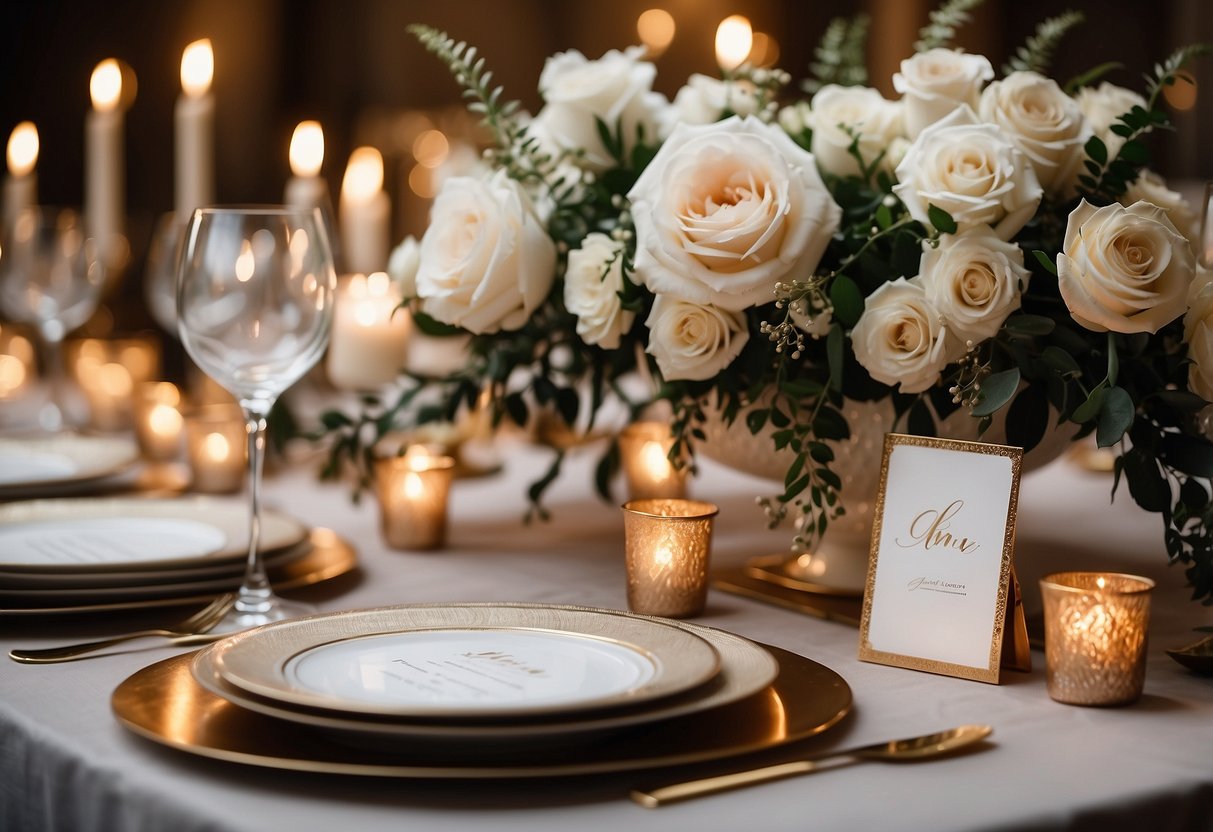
[9,593,236,664]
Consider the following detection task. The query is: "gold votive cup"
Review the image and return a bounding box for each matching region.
[184,404,246,494]
[132,382,184,461]
[619,421,688,501]
[68,336,161,431]
[0,323,36,400]
[621,498,719,618]
[375,449,456,550]
[1040,572,1154,706]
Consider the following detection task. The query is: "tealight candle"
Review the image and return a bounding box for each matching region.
[133,382,184,461]
[1040,571,1154,706]
[619,421,688,500]
[621,498,718,618]
[69,336,161,431]
[3,121,38,225]
[185,404,246,493]
[339,146,389,274]
[326,271,410,390]
[375,449,455,550]
[86,58,126,269]
[175,38,214,221]
[0,324,35,401]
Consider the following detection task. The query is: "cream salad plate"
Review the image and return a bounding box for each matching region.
[0,433,140,495]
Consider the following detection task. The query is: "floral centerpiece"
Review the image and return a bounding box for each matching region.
[321,0,1213,604]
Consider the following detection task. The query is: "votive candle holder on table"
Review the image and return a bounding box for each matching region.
[621,498,719,618]
[619,421,688,501]
[184,404,246,494]
[68,335,161,431]
[375,449,456,550]
[132,382,184,461]
[1040,571,1154,706]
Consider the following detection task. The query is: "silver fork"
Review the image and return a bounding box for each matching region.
[9,593,236,664]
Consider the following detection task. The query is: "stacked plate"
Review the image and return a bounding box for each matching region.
[0,433,142,497]
[0,496,340,614]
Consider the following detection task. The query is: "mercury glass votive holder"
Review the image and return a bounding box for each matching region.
[621,498,719,618]
[375,450,456,550]
[132,382,184,461]
[619,421,688,501]
[184,404,246,494]
[1040,572,1154,706]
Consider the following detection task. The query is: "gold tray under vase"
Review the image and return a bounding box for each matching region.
[112,643,852,779]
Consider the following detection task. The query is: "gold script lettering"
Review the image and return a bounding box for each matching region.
[895,499,980,554]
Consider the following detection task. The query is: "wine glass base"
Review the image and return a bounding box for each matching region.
[210,595,317,634]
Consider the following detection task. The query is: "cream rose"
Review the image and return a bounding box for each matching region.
[1121,171,1200,243]
[1074,82,1146,159]
[893,106,1043,241]
[978,71,1090,195]
[1185,269,1213,401]
[645,295,749,381]
[919,227,1030,347]
[1057,199,1195,334]
[415,172,557,334]
[531,47,667,171]
[807,85,904,178]
[387,235,420,298]
[628,115,841,312]
[563,233,635,349]
[893,48,994,139]
[669,74,759,126]
[851,277,950,393]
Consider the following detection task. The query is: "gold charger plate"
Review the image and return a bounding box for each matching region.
[0,528,356,616]
[113,642,851,778]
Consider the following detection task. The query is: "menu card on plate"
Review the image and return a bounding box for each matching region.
[858,433,1027,684]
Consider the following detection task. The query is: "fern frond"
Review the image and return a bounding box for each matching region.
[914,0,986,53]
[1145,43,1212,109]
[1002,10,1084,76]
[803,14,870,94]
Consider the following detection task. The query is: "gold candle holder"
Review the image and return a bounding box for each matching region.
[621,498,718,618]
[619,421,688,501]
[132,382,184,461]
[1040,572,1154,706]
[375,449,456,550]
[68,336,161,431]
[184,404,246,494]
[0,323,36,401]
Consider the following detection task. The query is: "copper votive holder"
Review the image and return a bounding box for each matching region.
[132,382,184,461]
[1040,572,1154,706]
[621,498,719,618]
[184,404,246,494]
[619,421,688,501]
[375,449,456,550]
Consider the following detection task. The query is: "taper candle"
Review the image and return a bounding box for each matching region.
[86,59,125,265]
[339,146,389,274]
[3,121,38,225]
[175,38,214,221]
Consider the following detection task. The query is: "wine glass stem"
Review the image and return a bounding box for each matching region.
[236,407,272,615]
[38,333,66,432]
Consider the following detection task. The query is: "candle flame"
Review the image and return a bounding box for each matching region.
[637,9,676,56]
[715,15,753,71]
[403,471,425,500]
[180,39,214,98]
[366,271,391,298]
[641,440,672,481]
[149,403,184,437]
[289,120,325,177]
[6,122,38,177]
[98,362,133,397]
[654,543,674,567]
[203,432,230,462]
[342,147,384,201]
[90,59,123,112]
[235,241,255,282]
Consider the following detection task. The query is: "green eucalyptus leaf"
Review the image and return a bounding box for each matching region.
[1003,315,1056,337]
[972,368,1021,417]
[1033,249,1059,276]
[927,203,958,234]
[829,275,864,327]
[1071,385,1106,424]
[827,324,845,392]
[1096,386,1134,448]
[1040,346,1082,377]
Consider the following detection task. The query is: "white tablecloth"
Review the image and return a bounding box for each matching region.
[2,440,1212,832]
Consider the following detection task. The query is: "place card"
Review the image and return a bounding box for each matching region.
[858,433,1027,684]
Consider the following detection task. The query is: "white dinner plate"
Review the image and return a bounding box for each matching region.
[0,497,307,574]
[190,610,779,745]
[0,434,139,492]
[209,604,722,719]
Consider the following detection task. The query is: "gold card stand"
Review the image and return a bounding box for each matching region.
[1001,569,1032,672]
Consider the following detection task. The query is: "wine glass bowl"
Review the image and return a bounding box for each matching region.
[177,207,335,629]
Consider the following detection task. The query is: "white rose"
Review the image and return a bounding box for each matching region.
[807,85,904,178]
[628,115,842,312]
[893,106,1043,241]
[978,71,1090,195]
[778,101,812,136]
[415,171,557,334]
[1074,82,1146,159]
[1057,199,1195,334]
[1121,170,1200,243]
[669,74,759,126]
[851,277,950,393]
[532,47,667,171]
[387,235,420,298]
[893,48,994,139]
[563,232,635,349]
[1185,268,1213,401]
[918,227,1030,348]
[644,294,749,381]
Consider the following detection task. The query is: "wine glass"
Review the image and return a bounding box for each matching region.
[0,207,106,431]
[177,207,335,629]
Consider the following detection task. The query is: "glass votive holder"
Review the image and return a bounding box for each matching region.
[621,498,719,618]
[1040,572,1155,706]
[185,404,246,494]
[619,421,688,501]
[375,449,456,550]
[132,382,184,461]
[68,335,161,431]
[0,323,36,401]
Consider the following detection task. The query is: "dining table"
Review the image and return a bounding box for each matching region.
[2,434,1212,832]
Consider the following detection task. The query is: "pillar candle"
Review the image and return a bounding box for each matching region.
[326,271,410,390]
[86,59,125,265]
[3,121,38,225]
[339,146,389,274]
[175,38,214,222]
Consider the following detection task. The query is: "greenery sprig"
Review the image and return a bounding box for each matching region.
[1002,10,1084,76]
[914,0,986,52]
[803,14,870,94]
